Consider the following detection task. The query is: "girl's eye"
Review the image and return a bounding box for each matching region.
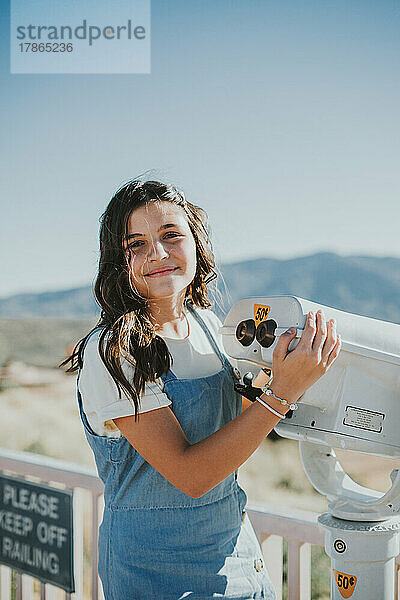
[164,232,181,239]
[127,241,144,249]
[127,232,182,250]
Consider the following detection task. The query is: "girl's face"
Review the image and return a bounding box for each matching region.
[124,201,197,301]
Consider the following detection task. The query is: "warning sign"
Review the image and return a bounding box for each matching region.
[0,474,74,592]
[333,569,357,598]
[253,304,270,328]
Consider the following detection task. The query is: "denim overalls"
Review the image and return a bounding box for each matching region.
[76,300,276,599]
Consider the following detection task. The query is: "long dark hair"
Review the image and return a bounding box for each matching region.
[59,179,219,420]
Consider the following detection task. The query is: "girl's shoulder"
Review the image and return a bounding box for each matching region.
[80,326,126,374]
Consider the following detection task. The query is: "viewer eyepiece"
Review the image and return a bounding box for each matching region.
[235,319,256,346]
[255,319,277,348]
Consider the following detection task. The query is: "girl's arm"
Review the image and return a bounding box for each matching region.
[113,310,341,498]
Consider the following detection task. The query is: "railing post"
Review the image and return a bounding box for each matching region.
[91,493,99,600]
[287,540,311,600]
[261,534,283,600]
[15,572,22,600]
[72,488,84,600]
[40,581,46,600]
[0,566,11,600]
[94,494,105,600]
[21,574,34,599]
[44,582,63,599]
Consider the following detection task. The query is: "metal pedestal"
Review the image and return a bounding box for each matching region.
[318,513,400,599]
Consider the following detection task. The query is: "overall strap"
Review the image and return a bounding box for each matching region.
[153,303,240,482]
[185,300,229,371]
[185,303,240,482]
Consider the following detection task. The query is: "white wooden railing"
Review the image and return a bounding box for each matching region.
[247,503,325,600]
[1,448,399,600]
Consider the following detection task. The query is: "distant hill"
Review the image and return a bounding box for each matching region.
[216,252,400,323]
[1,252,399,322]
[0,286,99,319]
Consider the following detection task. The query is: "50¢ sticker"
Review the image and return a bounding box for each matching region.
[253,304,270,328]
[333,569,357,598]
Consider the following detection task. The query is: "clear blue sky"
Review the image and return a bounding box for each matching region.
[1,0,399,297]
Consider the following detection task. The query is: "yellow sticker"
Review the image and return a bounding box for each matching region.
[253,304,270,329]
[333,569,357,598]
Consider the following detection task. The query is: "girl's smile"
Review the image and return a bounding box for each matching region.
[145,266,180,277]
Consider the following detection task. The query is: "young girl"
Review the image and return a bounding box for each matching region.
[61,179,341,599]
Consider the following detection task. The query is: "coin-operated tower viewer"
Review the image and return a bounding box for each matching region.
[220,296,400,600]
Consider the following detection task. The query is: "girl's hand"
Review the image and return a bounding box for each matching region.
[269,310,342,403]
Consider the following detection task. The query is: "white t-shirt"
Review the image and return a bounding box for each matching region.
[78,306,240,437]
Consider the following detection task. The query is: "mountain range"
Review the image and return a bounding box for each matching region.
[1,252,399,323]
